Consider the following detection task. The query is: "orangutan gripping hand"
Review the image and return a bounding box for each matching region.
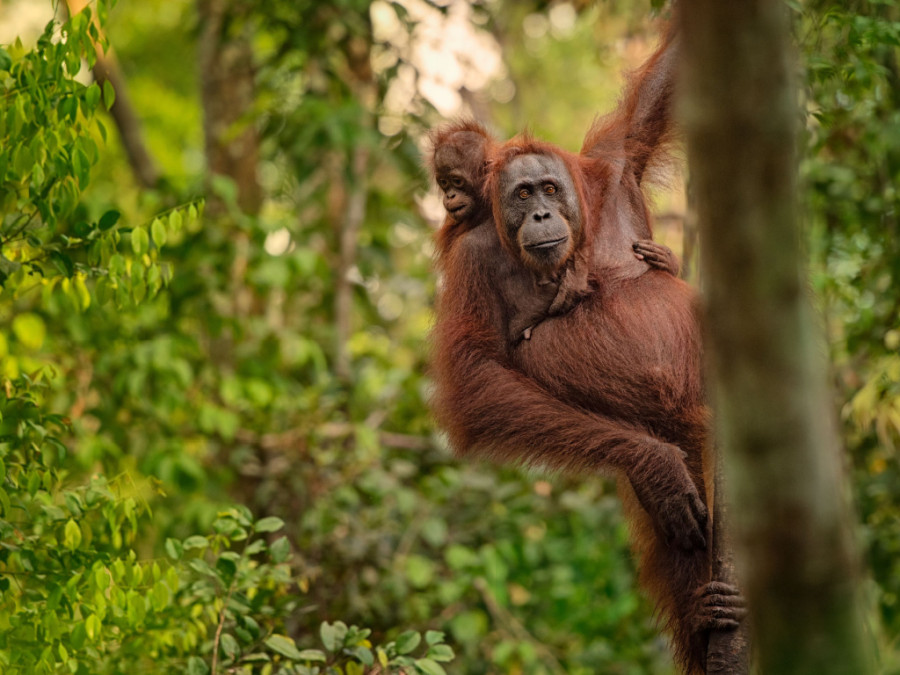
[627,441,708,551]
[634,239,681,276]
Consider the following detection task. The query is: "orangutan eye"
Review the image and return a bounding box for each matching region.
[544,184,557,195]
[451,177,465,188]
[518,188,531,200]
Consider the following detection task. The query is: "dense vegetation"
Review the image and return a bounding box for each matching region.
[0,1,898,673]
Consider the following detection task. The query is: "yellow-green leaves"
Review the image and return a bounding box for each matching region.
[64,519,82,551]
[151,218,167,247]
[130,227,149,255]
[11,313,45,351]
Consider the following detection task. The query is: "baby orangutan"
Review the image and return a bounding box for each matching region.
[430,121,679,344]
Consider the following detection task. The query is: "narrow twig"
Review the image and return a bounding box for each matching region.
[210,580,237,675]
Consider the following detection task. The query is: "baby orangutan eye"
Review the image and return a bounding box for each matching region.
[452,177,465,188]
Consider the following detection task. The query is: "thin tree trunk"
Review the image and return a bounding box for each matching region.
[334,143,370,383]
[680,2,873,673]
[706,465,750,674]
[331,26,376,384]
[197,0,262,216]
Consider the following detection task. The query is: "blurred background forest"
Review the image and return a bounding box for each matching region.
[1,0,899,673]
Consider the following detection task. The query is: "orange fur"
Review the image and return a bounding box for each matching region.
[430,27,716,674]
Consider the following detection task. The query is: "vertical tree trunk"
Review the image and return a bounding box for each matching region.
[91,54,161,189]
[197,0,262,216]
[331,30,376,384]
[706,465,750,674]
[680,2,873,674]
[334,142,370,383]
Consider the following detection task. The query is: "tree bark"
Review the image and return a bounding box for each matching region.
[197,0,262,216]
[334,142,370,383]
[706,465,750,675]
[90,54,161,189]
[680,2,873,673]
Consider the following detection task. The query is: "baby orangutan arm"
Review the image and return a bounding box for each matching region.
[633,239,681,277]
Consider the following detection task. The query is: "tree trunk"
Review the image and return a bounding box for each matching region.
[91,54,161,189]
[197,0,262,216]
[679,2,873,673]
[706,465,750,674]
[334,142,370,383]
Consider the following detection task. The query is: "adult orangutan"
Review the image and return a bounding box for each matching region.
[430,121,678,343]
[430,26,745,675]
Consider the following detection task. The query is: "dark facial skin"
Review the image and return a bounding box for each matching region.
[433,132,487,224]
[498,154,581,274]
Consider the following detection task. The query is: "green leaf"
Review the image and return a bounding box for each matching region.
[296,650,326,663]
[73,147,90,189]
[85,82,101,110]
[348,646,374,666]
[151,218,167,247]
[71,622,87,649]
[98,210,120,231]
[165,538,183,560]
[131,227,149,255]
[220,633,239,660]
[50,251,74,278]
[424,631,445,646]
[395,630,421,655]
[150,581,169,611]
[186,656,208,675]
[0,49,11,71]
[215,554,237,579]
[93,566,110,591]
[405,555,434,589]
[63,519,82,551]
[182,535,208,550]
[415,658,446,675]
[270,536,290,563]
[320,622,338,651]
[265,634,303,660]
[254,516,284,533]
[73,220,93,237]
[85,614,101,642]
[449,610,487,643]
[425,644,454,662]
[12,313,46,351]
[74,275,91,311]
[102,79,115,109]
[243,539,265,555]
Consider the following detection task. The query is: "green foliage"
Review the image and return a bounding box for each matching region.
[800,0,900,643]
[0,5,448,674]
[25,0,900,674]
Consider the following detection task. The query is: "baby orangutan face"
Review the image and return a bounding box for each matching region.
[433,131,488,224]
